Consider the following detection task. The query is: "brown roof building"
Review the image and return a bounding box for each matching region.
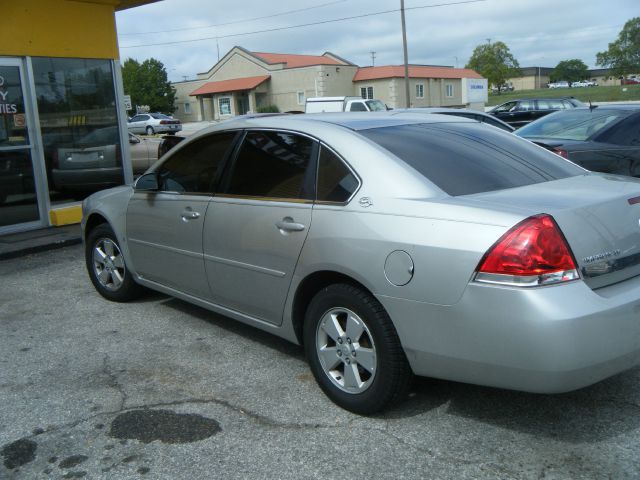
[172,46,486,122]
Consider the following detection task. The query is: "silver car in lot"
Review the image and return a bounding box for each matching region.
[82,113,640,414]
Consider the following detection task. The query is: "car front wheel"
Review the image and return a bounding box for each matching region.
[303,283,412,414]
[85,224,143,302]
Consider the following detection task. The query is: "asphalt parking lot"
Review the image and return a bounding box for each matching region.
[1,244,640,479]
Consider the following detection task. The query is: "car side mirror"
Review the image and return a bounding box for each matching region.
[134,172,159,191]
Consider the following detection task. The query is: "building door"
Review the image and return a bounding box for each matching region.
[236,93,249,115]
[0,58,46,234]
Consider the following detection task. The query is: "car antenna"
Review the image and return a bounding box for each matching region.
[589,99,596,111]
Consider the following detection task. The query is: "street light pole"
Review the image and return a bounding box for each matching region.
[400,0,410,108]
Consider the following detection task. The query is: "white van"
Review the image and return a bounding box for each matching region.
[305,96,387,113]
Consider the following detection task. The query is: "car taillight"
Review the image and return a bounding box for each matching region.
[553,147,568,159]
[474,214,579,287]
[160,120,168,124]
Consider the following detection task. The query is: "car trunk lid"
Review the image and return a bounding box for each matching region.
[464,173,640,289]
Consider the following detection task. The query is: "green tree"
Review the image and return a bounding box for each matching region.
[466,41,520,94]
[596,17,640,77]
[551,59,589,86]
[122,58,176,114]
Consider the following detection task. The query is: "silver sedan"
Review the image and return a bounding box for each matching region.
[82,113,640,414]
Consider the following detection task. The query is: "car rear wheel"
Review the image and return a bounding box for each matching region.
[85,224,143,302]
[303,283,412,414]
[145,126,155,135]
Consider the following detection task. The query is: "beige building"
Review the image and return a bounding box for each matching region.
[172,47,487,121]
[353,65,485,109]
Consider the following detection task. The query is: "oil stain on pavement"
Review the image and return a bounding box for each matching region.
[1,438,37,469]
[109,409,221,444]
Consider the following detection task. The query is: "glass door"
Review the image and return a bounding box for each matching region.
[0,58,44,232]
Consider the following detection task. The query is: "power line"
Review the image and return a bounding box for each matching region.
[120,0,488,49]
[119,0,348,36]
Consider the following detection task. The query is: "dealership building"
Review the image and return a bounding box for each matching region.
[172,46,487,122]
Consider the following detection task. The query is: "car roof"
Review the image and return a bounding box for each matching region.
[203,111,475,133]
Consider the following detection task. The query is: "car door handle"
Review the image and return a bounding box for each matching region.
[275,217,306,232]
[181,209,200,221]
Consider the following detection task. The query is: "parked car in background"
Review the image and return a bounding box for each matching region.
[53,126,123,192]
[52,127,161,193]
[572,80,598,87]
[83,113,640,414]
[489,97,585,127]
[128,133,161,173]
[516,105,640,176]
[391,107,515,132]
[305,96,387,113]
[621,77,640,85]
[548,81,570,89]
[127,113,182,135]
[490,83,514,93]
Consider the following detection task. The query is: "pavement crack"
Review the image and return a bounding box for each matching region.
[102,354,128,411]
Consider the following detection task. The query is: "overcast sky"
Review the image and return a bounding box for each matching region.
[116,0,637,82]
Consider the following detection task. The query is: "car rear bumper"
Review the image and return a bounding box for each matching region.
[379,275,640,393]
[52,167,124,191]
[155,124,182,133]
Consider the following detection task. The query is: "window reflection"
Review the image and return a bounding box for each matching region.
[32,58,122,203]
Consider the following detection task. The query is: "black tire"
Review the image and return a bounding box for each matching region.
[303,283,412,414]
[145,126,155,135]
[85,224,143,302]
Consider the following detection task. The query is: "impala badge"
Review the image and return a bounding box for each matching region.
[582,249,621,264]
[359,197,373,208]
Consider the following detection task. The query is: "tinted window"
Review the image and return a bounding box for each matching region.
[226,130,315,199]
[360,123,582,196]
[349,102,367,112]
[493,102,517,113]
[516,100,534,111]
[156,131,237,193]
[596,112,640,146]
[317,146,359,202]
[518,109,629,141]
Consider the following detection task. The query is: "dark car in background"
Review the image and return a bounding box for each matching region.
[516,105,640,177]
[489,97,585,127]
[394,107,515,132]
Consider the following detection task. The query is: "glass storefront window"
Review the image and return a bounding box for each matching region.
[0,64,39,227]
[32,58,123,204]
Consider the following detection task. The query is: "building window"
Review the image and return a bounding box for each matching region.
[32,57,122,205]
[360,86,374,100]
[218,97,231,116]
[184,103,191,114]
[297,91,305,105]
[445,84,454,97]
[416,84,424,98]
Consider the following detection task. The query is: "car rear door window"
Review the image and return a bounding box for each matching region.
[316,146,359,202]
[596,112,640,146]
[516,100,534,111]
[360,123,582,196]
[156,131,238,193]
[225,130,316,200]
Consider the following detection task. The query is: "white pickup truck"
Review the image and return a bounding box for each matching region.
[305,96,387,113]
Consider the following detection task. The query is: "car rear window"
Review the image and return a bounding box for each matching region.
[359,123,583,196]
[517,109,629,141]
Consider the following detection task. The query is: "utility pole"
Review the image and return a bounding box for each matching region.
[216,38,220,62]
[370,51,376,66]
[400,0,410,108]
